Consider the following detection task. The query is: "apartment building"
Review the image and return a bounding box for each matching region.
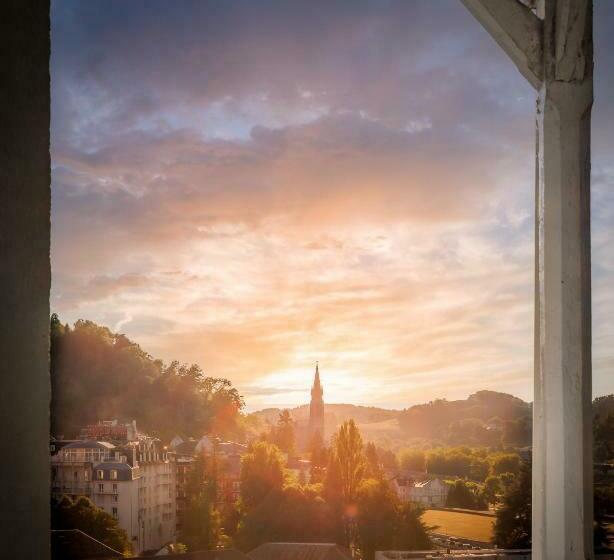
[51,421,176,555]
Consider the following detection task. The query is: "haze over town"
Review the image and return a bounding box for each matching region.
[51,1,614,411]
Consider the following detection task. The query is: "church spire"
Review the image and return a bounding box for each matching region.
[309,362,324,440]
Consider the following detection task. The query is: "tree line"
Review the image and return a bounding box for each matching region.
[181,419,431,560]
[50,315,245,442]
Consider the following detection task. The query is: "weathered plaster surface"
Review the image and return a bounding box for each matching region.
[0,2,51,558]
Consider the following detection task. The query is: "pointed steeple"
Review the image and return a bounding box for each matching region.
[309,362,325,441]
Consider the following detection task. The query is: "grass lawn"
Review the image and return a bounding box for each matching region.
[422,509,495,544]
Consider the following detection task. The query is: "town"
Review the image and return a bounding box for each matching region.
[49,353,614,559]
[51,365,455,557]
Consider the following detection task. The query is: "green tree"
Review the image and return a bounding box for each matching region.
[309,431,328,484]
[355,479,398,560]
[493,460,532,548]
[51,495,131,555]
[502,417,531,446]
[490,453,521,476]
[50,316,244,441]
[594,411,614,462]
[235,484,337,551]
[398,448,426,472]
[240,441,285,509]
[324,420,366,548]
[494,460,611,549]
[364,442,383,480]
[332,420,365,504]
[355,478,432,560]
[395,502,432,552]
[445,479,481,510]
[482,475,501,507]
[273,410,296,455]
[181,455,221,551]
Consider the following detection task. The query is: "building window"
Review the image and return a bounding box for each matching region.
[113,483,118,493]
[97,470,104,480]
[112,507,118,519]
[84,470,90,481]
[113,494,118,502]
[98,483,104,493]
[110,469,118,480]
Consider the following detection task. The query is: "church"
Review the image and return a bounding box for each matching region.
[308,362,325,441]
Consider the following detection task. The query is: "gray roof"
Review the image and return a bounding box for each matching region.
[151,551,248,559]
[174,440,198,455]
[248,543,353,560]
[64,440,115,450]
[93,462,135,481]
[51,529,123,559]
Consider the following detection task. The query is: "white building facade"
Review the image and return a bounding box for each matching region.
[51,428,176,555]
[391,477,449,508]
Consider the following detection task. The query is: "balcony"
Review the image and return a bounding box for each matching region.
[51,485,92,496]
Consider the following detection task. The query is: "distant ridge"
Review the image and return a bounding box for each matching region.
[249,390,534,448]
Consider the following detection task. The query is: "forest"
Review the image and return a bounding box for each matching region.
[50,314,245,442]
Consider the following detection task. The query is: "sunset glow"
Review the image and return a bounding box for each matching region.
[51,0,614,411]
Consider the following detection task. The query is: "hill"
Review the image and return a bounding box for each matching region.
[50,315,245,442]
[249,390,532,449]
[50,314,614,454]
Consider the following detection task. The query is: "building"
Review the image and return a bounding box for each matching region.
[407,478,449,507]
[390,476,415,503]
[134,435,176,552]
[249,543,353,560]
[170,438,197,534]
[80,419,138,442]
[51,421,176,555]
[390,476,449,508]
[308,363,325,441]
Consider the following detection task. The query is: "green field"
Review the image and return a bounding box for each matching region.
[422,509,495,544]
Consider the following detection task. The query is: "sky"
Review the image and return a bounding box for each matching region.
[51,1,614,411]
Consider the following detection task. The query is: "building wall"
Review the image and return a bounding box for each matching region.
[93,478,140,550]
[138,457,175,552]
[1,3,51,559]
[408,479,448,507]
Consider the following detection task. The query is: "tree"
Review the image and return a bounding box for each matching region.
[273,410,296,455]
[331,420,365,504]
[490,453,521,476]
[309,431,328,484]
[51,496,131,555]
[494,460,611,549]
[445,479,483,510]
[355,478,432,560]
[364,442,383,480]
[492,460,532,548]
[181,455,221,551]
[482,475,501,507]
[502,417,531,446]
[240,441,285,509]
[50,316,244,441]
[394,502,432,552]
[399,448,426,472]
[355,479,398,560]
[324,420,365,548]
[235,484,337,551]
[594,411,614,462]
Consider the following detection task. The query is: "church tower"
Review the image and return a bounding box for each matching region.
[308,362,325,440]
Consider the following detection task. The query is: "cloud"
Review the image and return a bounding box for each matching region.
[50,0,614,409]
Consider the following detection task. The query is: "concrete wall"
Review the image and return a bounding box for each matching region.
[0,1,51,559]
